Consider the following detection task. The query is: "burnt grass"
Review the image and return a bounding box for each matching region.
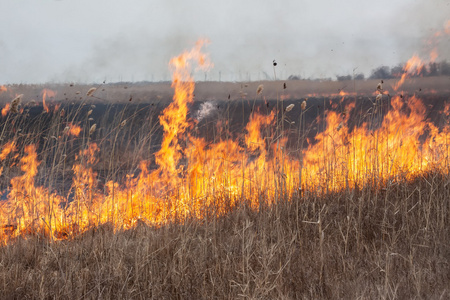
[2,92,449,169]
[0,92,449,299]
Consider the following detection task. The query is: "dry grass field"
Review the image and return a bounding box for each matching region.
[1,76,449,105]
[1,61,450,298]
[0,175,448,299]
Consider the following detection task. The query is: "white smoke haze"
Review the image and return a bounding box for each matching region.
[0,0,449,83]
[195,101,218,122]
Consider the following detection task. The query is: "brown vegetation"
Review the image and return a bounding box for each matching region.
[1,76,449,105]
[0,174,448,299]
[1,67,449,298]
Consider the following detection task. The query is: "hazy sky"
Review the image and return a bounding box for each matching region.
[1,0,449,83]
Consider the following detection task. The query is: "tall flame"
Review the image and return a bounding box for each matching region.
[1,103,10,117]
[41,88,56,113]
[393,55,425,91]
[154,40,212,185]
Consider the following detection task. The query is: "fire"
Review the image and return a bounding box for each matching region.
[393,55,425,91]
[41,88,57,113]
[0,86,6,93]
[68,124,82,137]
[0,41,450,243]
[393,20,450,91]
[300,96,449,191]
[153,39,212,185]
[429,48,438,63]
[1,103,10,117]
[0,142,15,176]
[62,122,82,137]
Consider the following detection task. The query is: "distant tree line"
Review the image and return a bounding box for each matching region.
[280,60,450,82]
[336,73,365,81]
[368,60,450,79]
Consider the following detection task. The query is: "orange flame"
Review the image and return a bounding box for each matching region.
[0,141,15,160]
[68,124,82,137]
[41,88,57,113]
[1,103,10,117]
[153,39,212,185]
[393,55,425,91]
[0,142,16,176]
[429,48,438,63]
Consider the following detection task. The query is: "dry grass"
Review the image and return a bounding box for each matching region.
[1,76,449,106]
[0,174,448,299]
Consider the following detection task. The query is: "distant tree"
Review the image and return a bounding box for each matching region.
[390,64,404,78]
[354,73,365,80]
[441,61,450,76]
[426,62,439,77]
[288,75,301,80]
[336,75,352,81]
[369,66,393,79]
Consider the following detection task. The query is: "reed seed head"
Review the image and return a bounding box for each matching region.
[301,100,307,110]
[10,94,23,113]
[87,88,97,97]
[89,124,96,136]
[377,82,383,92]
[256,84,264,95]
[285,104,295,112]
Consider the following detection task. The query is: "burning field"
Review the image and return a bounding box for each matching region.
[0,40,449,298]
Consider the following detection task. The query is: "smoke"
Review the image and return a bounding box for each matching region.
[0,0,449,83]
[195,101,218,122]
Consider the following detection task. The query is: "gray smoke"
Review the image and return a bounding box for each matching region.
[0,0,449,84]
[195,101,218,122]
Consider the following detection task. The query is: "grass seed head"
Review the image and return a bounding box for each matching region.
[10,94,23,113]
[256,84,264,95]
[87,88,97,97]
[301,100,307,110]
[89,124,97,136]
[377,82,383,92]
[285,104,295,112]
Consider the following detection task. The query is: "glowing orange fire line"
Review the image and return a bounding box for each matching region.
[0,41,449,243]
